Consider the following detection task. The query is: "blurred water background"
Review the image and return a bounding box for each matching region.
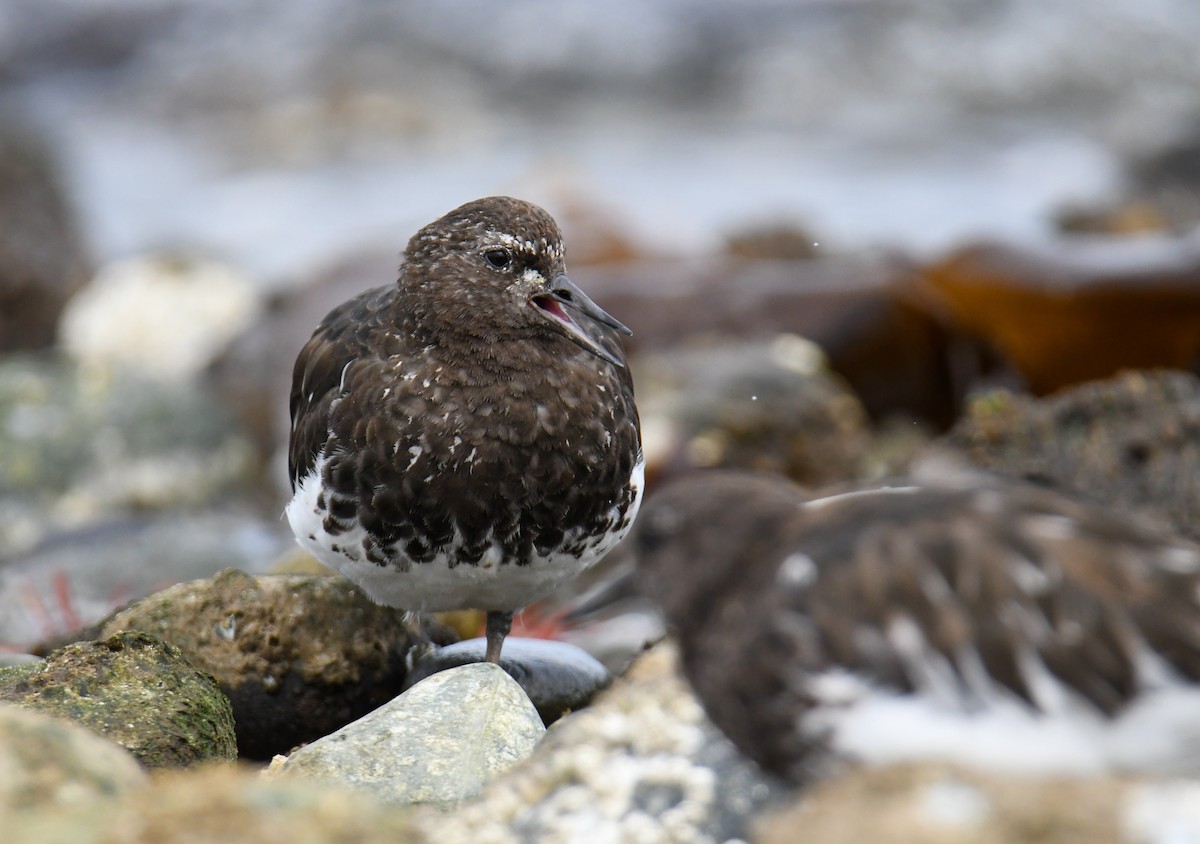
[5,0,1199,279]
[3,0,1200,649]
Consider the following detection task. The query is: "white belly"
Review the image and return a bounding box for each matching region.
[285,456,644,613]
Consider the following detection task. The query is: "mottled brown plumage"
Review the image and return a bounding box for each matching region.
[287,197,643,663]
[633,467,1200,783]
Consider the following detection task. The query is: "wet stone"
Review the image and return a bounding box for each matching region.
[0,631,236,767]
[405,636,611,725]
[100,569,455,759]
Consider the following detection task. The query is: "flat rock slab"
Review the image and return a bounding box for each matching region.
[404,637,611,724]
[269,662,544,807]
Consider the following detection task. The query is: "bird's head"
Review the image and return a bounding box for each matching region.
[402,196,630,367]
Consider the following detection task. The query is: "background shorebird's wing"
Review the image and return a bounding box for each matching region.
[287,284,394,489]
[635,470,1200,781]
[786,479,1200,716]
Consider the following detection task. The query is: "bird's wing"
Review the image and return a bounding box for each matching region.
[287,285,393,489]
[788,480,1200,715]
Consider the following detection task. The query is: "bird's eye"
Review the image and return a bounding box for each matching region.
[484,249,511,269]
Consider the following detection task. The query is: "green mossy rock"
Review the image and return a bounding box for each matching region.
[0,631,236,767]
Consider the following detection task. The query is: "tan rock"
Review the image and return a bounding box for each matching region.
[753,763,1127,844]
[5,762,425,844]
[0,701,145,814]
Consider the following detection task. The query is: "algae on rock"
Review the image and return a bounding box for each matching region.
[0,631,236,766]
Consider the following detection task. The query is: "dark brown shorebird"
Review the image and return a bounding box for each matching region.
[286,196,643,663]
[632,465,1200,784]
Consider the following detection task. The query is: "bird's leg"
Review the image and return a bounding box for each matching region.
[484,610,513,664]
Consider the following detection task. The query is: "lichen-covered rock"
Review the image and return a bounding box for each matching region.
[101,569,454,759]
[435,642,789,844]
[270,662,544,807]
[405,637,611,725]
[0,701,146,814]
[0,631,236,767]
[935,369,1200,541]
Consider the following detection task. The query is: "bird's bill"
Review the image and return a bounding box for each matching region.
[530,273,631,367]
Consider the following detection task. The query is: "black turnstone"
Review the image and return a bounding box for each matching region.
[632,465,1200,784]
[286,196,643,663]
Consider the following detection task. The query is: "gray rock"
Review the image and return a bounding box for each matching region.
[100,569,454,760]
[404,637,611,724]
[0,631,236,767]
[0,701,146,814]
[434,642,789,844]
[269,662,544,807]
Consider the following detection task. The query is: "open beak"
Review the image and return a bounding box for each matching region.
[531,273,631,367]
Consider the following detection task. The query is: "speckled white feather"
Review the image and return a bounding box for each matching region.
[287,453,644,612]
[805,648,1200,777]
